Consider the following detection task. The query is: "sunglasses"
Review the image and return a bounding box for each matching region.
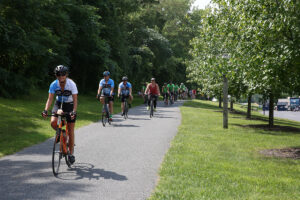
[56,72,67,77]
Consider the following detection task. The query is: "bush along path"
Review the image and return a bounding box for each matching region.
[149,100,300,200]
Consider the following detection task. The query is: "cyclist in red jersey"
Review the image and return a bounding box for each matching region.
[145,78,160,111]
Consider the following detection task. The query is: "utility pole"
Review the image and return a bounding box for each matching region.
[223,74,228,129]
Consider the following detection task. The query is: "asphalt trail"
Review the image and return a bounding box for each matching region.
[0,100,183,200]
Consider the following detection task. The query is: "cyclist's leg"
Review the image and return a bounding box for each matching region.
[108,96,114,116]
[154,95,158,108]
[100,96,105,104]
[148,95,151,106]
[129,95,133,104]
[50,102,59,130]
[50,116,58,130]
[67,122,75,154]
[121,95,125,113]
[166,93,169,103]
[64,103,77,163]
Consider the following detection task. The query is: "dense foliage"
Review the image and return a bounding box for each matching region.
[0,0,194,97]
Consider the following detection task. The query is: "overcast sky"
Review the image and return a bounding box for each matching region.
[191,0,211,10]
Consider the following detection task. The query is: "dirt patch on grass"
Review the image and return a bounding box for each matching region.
[260,148,300,159]
[233,124,300,133]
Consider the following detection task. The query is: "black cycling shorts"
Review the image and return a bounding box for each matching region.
[52,101,76,123]
[101,95,114,102]
[121,95,129,102]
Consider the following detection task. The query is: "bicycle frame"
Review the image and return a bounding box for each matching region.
[51,94,73,176]
[56,96,72,156]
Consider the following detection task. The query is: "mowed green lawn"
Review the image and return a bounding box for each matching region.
[150,100,300,200]
[0,92,144,157]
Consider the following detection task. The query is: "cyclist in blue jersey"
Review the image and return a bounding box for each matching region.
[42,65,78,164]
[97,71,115,121]
[118,76,133,115]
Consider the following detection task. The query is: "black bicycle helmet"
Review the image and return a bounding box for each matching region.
[122,76,128,81]
[103,71,110,76]
[54,65,68,75]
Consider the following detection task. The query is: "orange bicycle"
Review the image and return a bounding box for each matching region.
[49,107,73,176]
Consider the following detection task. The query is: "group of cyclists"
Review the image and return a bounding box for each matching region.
[141,81,188,106]
[42,65,183,165]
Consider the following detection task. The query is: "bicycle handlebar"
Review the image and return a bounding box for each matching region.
[45,112,73,117]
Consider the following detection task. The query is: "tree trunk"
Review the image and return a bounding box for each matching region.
[230,98,234,111]
[219,95,222,108]
[247,94,252,119]
[269,92,274,127]
[223,75,228,129]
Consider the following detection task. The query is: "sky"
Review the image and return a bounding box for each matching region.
[191,0,211,10]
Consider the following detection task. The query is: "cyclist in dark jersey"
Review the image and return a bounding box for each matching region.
[42,65,78,164]
[145,78,160,111]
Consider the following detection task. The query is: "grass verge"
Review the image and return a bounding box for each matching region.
[149,100,300,200]
[0,92,144,157]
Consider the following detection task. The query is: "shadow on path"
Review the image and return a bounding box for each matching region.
[58,163,128,181]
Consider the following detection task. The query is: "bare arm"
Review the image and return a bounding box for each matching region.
[44,93,55,111]
[118,87,121,97]
[110,87,114,96]
[97,86,102,97]
[72,94,78,112]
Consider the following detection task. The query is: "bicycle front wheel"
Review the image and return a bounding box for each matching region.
[52,131,62,176]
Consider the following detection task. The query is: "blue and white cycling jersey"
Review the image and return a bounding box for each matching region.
[49,78,78,103]
[119,82,132,96]
[100,78,115,96]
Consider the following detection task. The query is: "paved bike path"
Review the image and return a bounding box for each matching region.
[0,101,183,200]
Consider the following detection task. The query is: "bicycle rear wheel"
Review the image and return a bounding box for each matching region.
[52,130,62,176]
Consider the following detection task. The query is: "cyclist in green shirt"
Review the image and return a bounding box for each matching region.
[179,83,185,99]
[167,81,175,103]
[162,83,169,105]
[141,82,148,104]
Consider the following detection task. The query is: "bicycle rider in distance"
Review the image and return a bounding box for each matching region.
[145,78,161,111]
[97,71,115,121]
[167,81,175,103]
[162,83,169,104]
[118,76,133,116]
[42,65,78,164]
